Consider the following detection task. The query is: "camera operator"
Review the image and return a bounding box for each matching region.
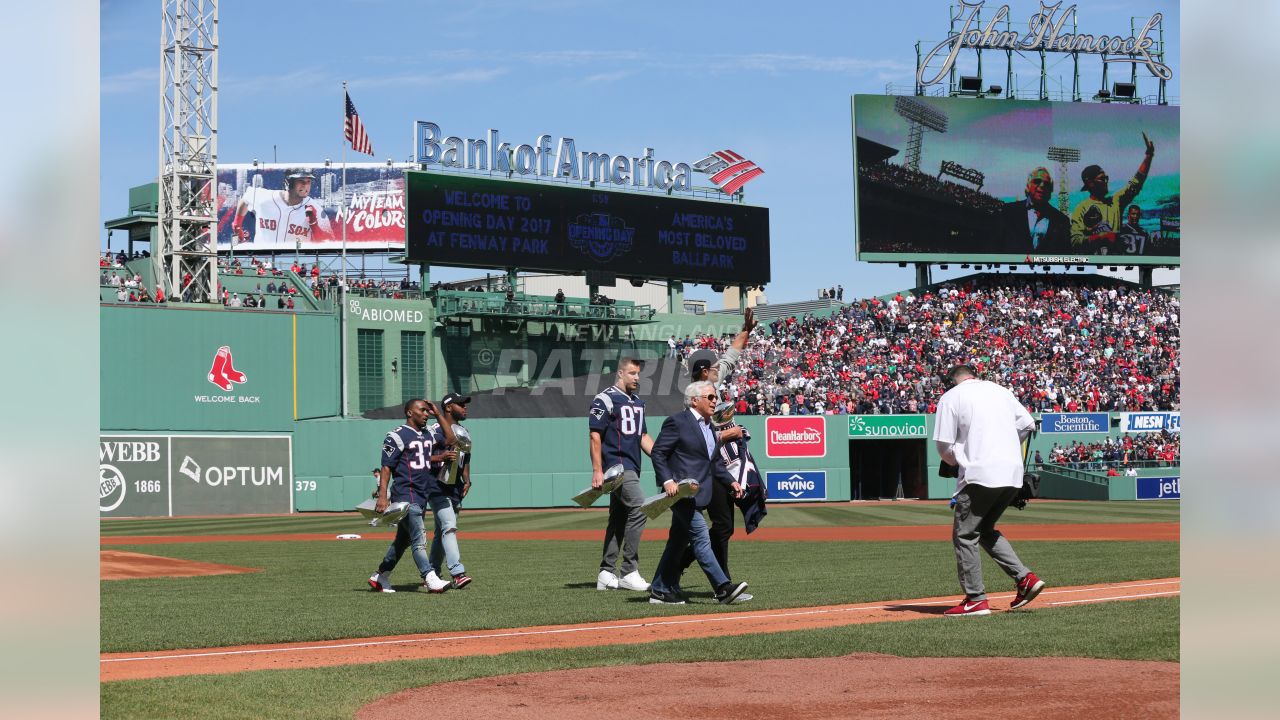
[933,364,1046,616]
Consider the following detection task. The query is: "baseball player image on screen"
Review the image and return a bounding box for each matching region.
[230,168,334,249]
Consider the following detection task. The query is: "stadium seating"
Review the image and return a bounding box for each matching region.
[690,274,1179,418]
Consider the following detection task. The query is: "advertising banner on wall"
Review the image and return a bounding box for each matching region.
[1136,476,1180,500]
[765,471,827,501]
[847,414,927,439]
[215,163,409,251]
[765,417,826,458]
[1119,412,1181,433]
[1040,413,1110,434]
[852,95,1179,265]
[100,435,293,517]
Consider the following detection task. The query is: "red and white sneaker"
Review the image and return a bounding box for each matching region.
[1011,572,1046,610]
[368,572,395,593]
[943,598,991,617]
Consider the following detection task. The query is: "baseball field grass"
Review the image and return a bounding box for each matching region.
[100,498,1178,536]
[101,598,1180,720]
[100,501,1179,719]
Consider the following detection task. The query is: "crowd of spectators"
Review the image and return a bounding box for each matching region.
[100,250,150,268]
[689,276,1178,420]
[1046,432,1180,468]
[858,161,1004,213]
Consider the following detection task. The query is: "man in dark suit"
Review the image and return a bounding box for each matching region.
[648,380,750,605]
[995,167,1072,255]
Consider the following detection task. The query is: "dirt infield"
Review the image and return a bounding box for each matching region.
[358,654,1179,720]
[99,578,1179,682]
[99,521,1179,546]
[100,550,259,581]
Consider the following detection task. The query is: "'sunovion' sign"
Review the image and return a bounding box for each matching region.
[918,1,1172,87]
[414,121,693,192]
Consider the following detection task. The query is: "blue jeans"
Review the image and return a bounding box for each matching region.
[377,503,432,578]
[651,500,728,594]
[428,495,465,577]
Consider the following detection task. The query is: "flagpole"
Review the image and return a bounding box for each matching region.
[341,81,349,291]
[339,81,349,417]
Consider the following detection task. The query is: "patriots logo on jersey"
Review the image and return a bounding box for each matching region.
[590,407,605,420]
[1081,205,1107,231]
[383,440,395,454]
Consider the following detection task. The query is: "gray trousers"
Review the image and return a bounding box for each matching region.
[953,484,1030,601]
[600,470,647,576]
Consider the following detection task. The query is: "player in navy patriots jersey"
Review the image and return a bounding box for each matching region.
[425,392,473,590]
[589,357,655,592]
[367,398,457,593]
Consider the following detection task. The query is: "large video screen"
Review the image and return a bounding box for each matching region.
[215,163,407,251]
[852,95,1179,265]
[405,172,770,285]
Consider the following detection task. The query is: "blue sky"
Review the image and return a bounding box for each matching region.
[101,1,1180,301]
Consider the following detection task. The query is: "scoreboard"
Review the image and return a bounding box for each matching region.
[405,172,770,285]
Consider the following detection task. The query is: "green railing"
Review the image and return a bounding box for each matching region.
[435,293,655,323]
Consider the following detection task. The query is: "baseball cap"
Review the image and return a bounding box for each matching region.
[687,349,718,378]
[1080,164,1105,190]
[442,392,471,407]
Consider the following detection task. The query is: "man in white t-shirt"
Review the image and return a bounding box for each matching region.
[231,169,333,249]
[933,364,1044,617]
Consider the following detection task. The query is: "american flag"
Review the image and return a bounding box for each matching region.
[692,149,764,195]
[345,92,374,156]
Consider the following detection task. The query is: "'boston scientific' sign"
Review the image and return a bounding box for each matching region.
[918,1,1172,87]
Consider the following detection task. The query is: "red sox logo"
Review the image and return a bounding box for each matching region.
[288,223,310,236]
[207,346,248,392]
[259,218,277,230]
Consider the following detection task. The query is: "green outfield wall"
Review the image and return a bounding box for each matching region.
[340,294,745,408]
[101,303,1177,515]
[289,414,851,512]
[101,304,339,431]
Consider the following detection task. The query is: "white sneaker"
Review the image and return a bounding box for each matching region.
[422,570,449,593]
[733,593,753,603]
[368,572,395,593]
[596,570,620,590]
[618,571,650,592]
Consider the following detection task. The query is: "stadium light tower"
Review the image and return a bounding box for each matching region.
[156,0,219,303]
[1046,146,1080,215]
[893,96,948,172]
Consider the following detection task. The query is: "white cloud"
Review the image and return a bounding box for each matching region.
[581,70,632,84]
[711,53,911,75]
[517,50,648,66]
[101,67,157,95]
[350,67,510,88]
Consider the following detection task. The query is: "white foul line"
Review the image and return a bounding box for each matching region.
[102,578,1181,665]
[1051,590,1181,606]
